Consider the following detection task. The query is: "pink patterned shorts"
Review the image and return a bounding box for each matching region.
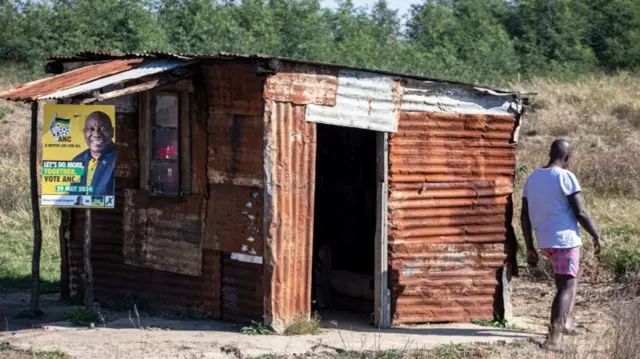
[541,246,581,277]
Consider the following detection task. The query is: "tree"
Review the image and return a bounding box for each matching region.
[511,0,597,77]
[407,0,520,84]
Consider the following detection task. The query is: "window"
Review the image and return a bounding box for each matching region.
[140,85,192,196]
[151,93,180,195]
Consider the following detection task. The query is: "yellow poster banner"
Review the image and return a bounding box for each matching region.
[41,104,116,208]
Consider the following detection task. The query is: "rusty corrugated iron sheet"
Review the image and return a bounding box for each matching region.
[66,110,221,316]
[206,185,264,257]
[305,70,404,132]
[388,111,518,324]
[222,254,264,323]
[201,61,266,322]
[0,59,144,101]
[264,72,338,105]
[206,113,264,187]
[203,63,266,116]
[41,59,189,100]
[123,189,205,277]
[42,51,531,98]
[263,100,317,331]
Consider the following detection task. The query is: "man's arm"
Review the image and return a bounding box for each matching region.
[520,197,538,266]
[568,192,603,255]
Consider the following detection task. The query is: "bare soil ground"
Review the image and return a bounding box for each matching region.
[0,274,628,359]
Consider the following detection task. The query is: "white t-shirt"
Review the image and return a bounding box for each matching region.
[523,167,582,249]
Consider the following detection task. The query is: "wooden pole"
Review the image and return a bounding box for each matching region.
[29,101,42,314]
[83,208,93,309]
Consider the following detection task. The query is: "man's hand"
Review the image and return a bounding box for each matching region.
[593,236,604,258]
[527,249,539,267]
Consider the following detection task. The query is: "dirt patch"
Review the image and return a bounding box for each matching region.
[0,275,631,359]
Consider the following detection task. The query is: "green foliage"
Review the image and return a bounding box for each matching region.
[0,107,9,121]
[60,308,102,327]
[241,321,272,335]
[1,0,640,85]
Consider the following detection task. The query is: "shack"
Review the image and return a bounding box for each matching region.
[0,52,525,330]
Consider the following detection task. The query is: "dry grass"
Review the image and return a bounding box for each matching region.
[284,313,323,336]
[511,72,640,196]
[510,73,640,280]
[0,81,60,293]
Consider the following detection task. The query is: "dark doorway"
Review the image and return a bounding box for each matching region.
[312,124,377,323]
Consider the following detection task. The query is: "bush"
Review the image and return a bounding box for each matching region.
[60,308,102,327]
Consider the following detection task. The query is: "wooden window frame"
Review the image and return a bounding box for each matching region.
[139,82,193,197]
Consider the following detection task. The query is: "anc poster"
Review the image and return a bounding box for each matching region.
[41,104,116,208]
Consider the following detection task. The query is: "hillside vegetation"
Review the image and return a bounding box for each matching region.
[512,74,640,280]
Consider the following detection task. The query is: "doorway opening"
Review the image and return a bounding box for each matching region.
[312,123,378,326]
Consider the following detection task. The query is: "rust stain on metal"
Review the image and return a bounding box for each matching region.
[264,72,338,105]
[0,59,144,101]
[205,185,263,256]
[207,113,264,186]
[222,254,264,323]
[263,100,316,331]
[69,195,221,316]
[388,111,517,325]
[204,62,266,116]
[123,189,205,276]
[191,69,210,195]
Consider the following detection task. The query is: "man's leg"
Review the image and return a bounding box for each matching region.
[564,267,579,332]
[546,274,576,349]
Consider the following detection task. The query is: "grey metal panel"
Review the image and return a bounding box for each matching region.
[305,70,403,132]
[402,80,522,116]
[40,59,188,100]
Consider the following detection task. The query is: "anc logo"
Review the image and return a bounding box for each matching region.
[49,113,72,142]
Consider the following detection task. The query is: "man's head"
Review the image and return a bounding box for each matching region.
[549,138,572,169]
[83,111,114,158]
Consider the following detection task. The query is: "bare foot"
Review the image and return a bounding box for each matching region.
[540,341,566,353]
[563,328,580,336]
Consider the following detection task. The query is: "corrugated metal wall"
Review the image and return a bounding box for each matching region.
[388,111,517,324]
[263,100,317,330]
[203,62,267,323]
[66,109,221,314]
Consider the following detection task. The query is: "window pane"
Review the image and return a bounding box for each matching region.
[155,94,178,128]
[151,162,180,195]
[153,129,178,160]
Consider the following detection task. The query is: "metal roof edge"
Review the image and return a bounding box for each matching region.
[45,51,532,96]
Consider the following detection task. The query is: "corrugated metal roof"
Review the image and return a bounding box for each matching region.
[40,59,189,100]
[402,80,522,115]
[0,59,144,101]
[305,69,403,132]
[44,51,532,96]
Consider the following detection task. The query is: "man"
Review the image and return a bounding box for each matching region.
[521,138,603,352]
[69,111,115,197]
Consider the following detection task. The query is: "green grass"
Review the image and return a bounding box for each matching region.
[0,107,10,121]
[0,208,61,293]
[0,108,61,293]
[241,321,272,335]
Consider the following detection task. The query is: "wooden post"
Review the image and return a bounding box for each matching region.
[83,208,93,309]
[29,101,42,314]
[374,132,390,328]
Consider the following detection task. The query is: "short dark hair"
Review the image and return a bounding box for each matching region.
[85,111,113,128]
